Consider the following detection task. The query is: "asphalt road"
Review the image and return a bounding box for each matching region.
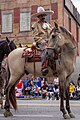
[0,99,80,120]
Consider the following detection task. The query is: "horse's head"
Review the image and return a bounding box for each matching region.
[41,23,77,75]
[43,23,64,61]
[6,37,17,51]
[2,37,16,57]
[44,22,76,59]
[48,22,67,51]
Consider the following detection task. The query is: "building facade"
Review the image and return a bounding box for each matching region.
[0,0,80,54]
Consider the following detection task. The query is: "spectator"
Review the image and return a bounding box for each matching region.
[15,87,24,98]
[76,75,80,99]
[41,81,48,99]
[69,82,76,99]
[32,81,39,98]
[53,77,59,100]
[36,77,43,88]
[47,83,54,100]
[23,77,30,93]
[23,78,33,98]
[76,85,80,99]
[15,80,24,98]
[16,79,23,89]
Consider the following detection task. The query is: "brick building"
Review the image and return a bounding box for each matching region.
[0,0,80,54]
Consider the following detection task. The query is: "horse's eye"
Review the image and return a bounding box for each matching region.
[52,35,56,39]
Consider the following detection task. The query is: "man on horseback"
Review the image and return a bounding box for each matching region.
[31,6,54,75]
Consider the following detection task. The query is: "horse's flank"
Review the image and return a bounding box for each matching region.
[8,47,53,78]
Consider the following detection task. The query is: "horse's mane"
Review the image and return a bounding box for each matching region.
[59,26,77,45]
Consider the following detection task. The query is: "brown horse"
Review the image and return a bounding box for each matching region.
[0,37,16,109]
[41,23,77,119]
[4,23,77,119]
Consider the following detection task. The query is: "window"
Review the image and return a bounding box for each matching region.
[2,12,12,33]
[76,25,79,43]
[68,17,71,32]
[20,11,31,32]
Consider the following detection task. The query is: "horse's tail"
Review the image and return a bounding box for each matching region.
[4,59,10,92]
[9,84,17,110]
[5,59,17,110]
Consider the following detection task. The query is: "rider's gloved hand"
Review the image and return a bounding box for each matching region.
[33,42,36,46]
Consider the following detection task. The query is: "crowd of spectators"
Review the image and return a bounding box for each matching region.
[15,74,80,100]
[69,74,80,100]
[15,76,60,100]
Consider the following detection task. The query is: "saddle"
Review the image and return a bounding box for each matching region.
[22,47,41,62]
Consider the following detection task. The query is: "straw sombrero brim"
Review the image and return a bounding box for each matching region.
[31,10,54,17]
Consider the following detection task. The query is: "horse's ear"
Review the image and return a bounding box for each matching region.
[54,22,58,29]
[6,37,10,43]
[12,39,15,42]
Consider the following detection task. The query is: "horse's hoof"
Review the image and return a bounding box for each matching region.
[10,105,13,109]
[4,111,13,117]
[1,105,4,109]
[63,113,71,119]
[69,113,75,118]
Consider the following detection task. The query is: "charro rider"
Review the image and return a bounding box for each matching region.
[31,6,54,75]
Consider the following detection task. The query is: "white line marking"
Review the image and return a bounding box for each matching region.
[17,103,80,107]
[0,114,53,117]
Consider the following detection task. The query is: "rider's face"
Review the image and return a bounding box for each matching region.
[38,14,46,22]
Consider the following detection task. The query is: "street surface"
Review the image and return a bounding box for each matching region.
[0,99,80,120]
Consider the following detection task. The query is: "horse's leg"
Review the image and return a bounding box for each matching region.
[0,88,3,109]
[0,72,4,109]
[59,78,70,119]
[4,71,24,117]
[66,78,75,118]
[4,83,13,117]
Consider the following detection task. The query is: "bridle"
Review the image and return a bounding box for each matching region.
[42,30,77,69]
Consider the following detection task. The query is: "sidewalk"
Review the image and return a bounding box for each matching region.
[16,97,42,100]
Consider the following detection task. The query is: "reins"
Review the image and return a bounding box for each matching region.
[46,46,76,56]
[61,46,76,56]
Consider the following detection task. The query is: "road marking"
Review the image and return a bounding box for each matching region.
[18,103,59,106]
[18,103,80,107]
[0,114,53,117]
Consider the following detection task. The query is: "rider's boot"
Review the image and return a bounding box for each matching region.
[41,60,48,76]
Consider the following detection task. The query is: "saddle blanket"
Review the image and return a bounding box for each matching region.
[22,47,41,62]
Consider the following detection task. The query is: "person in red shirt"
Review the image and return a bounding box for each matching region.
[15,80,24,98]
[16,80,23,89]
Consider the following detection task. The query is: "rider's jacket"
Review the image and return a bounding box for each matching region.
[32,21,52,44]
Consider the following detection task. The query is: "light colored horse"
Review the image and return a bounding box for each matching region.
[4,23,77,119]
[41,23,77,119]
[3,47,54,117]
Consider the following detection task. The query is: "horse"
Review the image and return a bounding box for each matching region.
[0,37,16,108]
[41,23,77,119]
[3,23,77,119]
[3,48,56,117]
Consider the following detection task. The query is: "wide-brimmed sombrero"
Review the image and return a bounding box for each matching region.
[31,6,54,18]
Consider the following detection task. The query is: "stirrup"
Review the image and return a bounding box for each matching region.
[41,67,48,76]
